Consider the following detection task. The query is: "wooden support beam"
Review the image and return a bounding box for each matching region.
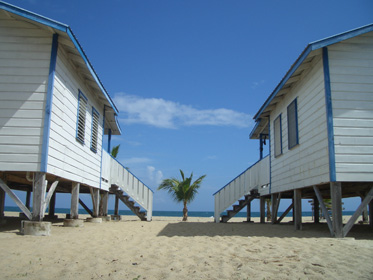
[48,192,56,218]
[26,189,31,209]
[0,178,32,220]
[43,180,59,216]
[342,187,373,237]
[99,192,109,216]
[271,193,281,224]
[70,182,80,219]
[369,195,373,228]
[313,186,334,236]
[114,195,119,216]
[32,173,47,221]
[246,200,251,222]
[0,187,5,222]
[294,189,302,230]
[360,195,368,223]
[314,197,320,224]
[331,182,343,238]
[79,199,93,216]
[90,187,100,217]
[276,202,293,224]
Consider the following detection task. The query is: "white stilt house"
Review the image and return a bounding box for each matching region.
[214,24,373,237]
[0,1,153,223]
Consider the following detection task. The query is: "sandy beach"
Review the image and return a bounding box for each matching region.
[0,212,372,280]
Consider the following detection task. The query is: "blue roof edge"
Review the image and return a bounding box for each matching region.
[253,23,373,122]
[0,1,119,115]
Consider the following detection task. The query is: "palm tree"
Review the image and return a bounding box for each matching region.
[158,170,206,221]
[111,144,120,158]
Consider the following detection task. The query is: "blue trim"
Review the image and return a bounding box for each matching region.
[268,116,272,194]
[287,98,299,149]
[212,155,270,196]
[90,107,100,153]
[110,154,155,193]
[40,33,58,173]
[323,47,336,182]
[76,90,87,145]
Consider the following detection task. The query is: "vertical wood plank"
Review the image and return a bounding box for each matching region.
[90,188,99,217]
[260,196,265,223]
[70,182,80,219]
[26,189,31,209]
[294,189,302,230]
[331,182,343,238]
[32,172,46,221]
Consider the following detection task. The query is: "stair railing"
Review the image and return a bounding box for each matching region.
[213,155,269,223]
[101,150,153,221]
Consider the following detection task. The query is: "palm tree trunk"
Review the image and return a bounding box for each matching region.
[182,200,188,221]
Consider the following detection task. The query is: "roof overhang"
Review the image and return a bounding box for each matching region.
[0,1,121,135]
[250,23,373,140]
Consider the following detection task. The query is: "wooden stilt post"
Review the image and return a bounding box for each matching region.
[259,196,265,223]
[90,188,100,217]
[48,192,56,219]
[26,189,31,209]
[330,182,343,238]
[246,200,251,222]
[360,195,368,223]
[0,187,5,222]
[369,198,373,228]
[271,194,277,224]
[102,192,109,216]
[314,197,319,224]
[294,189,302,230]
[70,182,80,219]
[114,195,119,216]
[32,173,47,221]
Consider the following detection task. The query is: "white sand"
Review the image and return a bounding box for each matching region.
[0,212,372,280]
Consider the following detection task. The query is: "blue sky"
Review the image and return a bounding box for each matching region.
[4,0,373,212]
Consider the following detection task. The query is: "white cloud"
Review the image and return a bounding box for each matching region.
[113,93,252,129]
[147,166,163,186]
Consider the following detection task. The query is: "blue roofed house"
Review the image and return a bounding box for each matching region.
[214,24,373,237]
[0,1,153,226]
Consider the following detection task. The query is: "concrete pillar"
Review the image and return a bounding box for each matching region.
[70,182,80,219]
[294,189,302,230]
[331,182,343,238]
[22,220,51,236]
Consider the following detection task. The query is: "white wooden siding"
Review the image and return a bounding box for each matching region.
[46,48,104,188]
[270,56,330,193]
[329,32,373,181]
[0,12,51,171]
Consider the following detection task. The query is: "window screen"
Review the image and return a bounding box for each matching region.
[274,114,282,157]
[76,91,87,144]
[287,99,299,149]
[90,107,99,153]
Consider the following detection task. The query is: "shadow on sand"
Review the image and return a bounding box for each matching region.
[157,221,373,240]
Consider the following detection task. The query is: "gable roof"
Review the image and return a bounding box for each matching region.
[0,1,122,135]
[250,23,373,139]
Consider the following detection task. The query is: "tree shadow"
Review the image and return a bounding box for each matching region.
[157,221,373,240]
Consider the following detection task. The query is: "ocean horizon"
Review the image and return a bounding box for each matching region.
[4,206,355,218]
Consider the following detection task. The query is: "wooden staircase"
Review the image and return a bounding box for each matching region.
[221,190,259,223]
[110,186,147,221]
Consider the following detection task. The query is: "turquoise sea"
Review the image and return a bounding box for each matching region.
[4,206,355,218]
